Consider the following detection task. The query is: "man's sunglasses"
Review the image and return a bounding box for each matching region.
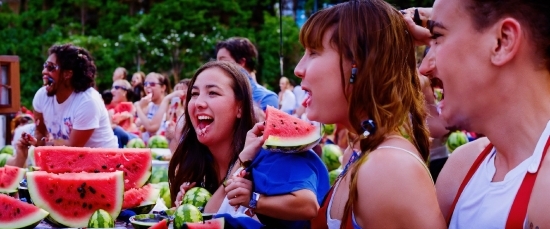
[144,81,162,87]
[43,62,60,72]
[112,85,127,91]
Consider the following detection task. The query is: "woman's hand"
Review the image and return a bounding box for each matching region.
[401,7,433,46]
[225,170,254,208]
[174,182,196,208]
[136,94,152,109]
[238,122,266,162]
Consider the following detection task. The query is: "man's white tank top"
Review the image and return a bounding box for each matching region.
[449,121,550,229]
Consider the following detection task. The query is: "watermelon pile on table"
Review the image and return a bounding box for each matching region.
[262,106,321,153]
[17,146,159,227]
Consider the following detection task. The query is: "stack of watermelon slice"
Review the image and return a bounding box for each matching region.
[21,146,157,228]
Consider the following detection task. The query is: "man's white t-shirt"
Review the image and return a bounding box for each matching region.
[33,87,118,148]
[280,89,297,114]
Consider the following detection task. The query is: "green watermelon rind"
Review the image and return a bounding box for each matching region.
[87,209,115,228]
[263,128,322,154]
[26,171,125,228]
[127,138,146,148]
[446,131,469,153]
[174,204,203,229]
[0,194,49,229]
[0,166,26,193]
[0,153,12,167]
[182,187,212,209]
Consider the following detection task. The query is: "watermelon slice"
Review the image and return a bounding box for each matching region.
[26,171,124,228]
[123,184,160,211]
[262,106,321,153]
[183,218,225,229]
[33,146,152,190]
[0,193,49,229]
[0,165,26,193]
[150,219,170,229]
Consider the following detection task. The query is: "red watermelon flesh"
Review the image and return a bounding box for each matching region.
[0,193,49,228]
[33,146,152,190]
[0,165,26,193]
[262,106,321,152]
[183,218,225,229]
[26,171,124,228]
[122,184,160,209]
[150,219,169,229]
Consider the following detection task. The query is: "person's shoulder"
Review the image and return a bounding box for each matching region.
[33,86,48,98]
[435,137,491,217]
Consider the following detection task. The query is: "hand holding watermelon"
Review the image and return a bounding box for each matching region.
[174,182,196,208]
[238,122,266,163]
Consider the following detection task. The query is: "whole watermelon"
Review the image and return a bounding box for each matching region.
[148,135,169,149]
[322,144,343,171]
[87,209,114,228]
[446,131,469,153]
[328,169,343,186]
[149,167,168,184]
[321,124,336,136]
[156,182,171,208]
[0,153,12,167]
[0,145,14,156]
[174,204,203,229]
[127,138,146,148]
[182,187,212,210]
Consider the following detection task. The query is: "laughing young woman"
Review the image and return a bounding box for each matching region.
[294,1,445,228]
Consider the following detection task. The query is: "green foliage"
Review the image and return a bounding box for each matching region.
[1,0,433,109]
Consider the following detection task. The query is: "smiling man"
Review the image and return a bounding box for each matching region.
[216,37,278,111]
[405,0,550,228]
[33,44,117,148]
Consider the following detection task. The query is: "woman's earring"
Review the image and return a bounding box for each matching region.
[350,62,358,84]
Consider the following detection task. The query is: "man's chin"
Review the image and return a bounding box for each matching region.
[46,90,56,97]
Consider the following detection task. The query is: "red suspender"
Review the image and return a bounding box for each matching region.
[447,138,550,228]
[446,143,494,226]
[505,137,550,228]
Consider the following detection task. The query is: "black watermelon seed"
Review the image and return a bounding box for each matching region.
[80,193,85,199]
[81,182,86,187]
[88,204,92,210]
[94,169,100,173]
[82,203,87,208]
[88,186,96,194]
[296,127,299,130]
[102,165,107,169]
[116,164,121,168]
[77,187,83,193]
[55,198,62,204]
[16,208,20,214]
[49,189,54,194]
[294,122,297,124]
[106,203,111,207]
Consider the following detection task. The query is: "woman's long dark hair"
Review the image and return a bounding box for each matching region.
[168,61,256,203]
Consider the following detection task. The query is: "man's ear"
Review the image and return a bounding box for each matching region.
[64,70,73,79]
[490,18,522,66]
[238,58,247,68]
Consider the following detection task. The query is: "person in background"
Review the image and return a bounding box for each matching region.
[8,44,118,167]
[131,71,146,102]
[108,79,139,147]
[215,37,278,111]
[167,78,191,152]
[278,76,297,114]
[113,67,127,82]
